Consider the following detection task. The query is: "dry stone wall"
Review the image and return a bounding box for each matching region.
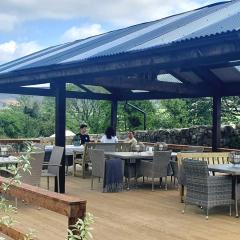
[118,125,240,149]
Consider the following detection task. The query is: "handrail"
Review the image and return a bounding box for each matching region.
[140,142,240,152]
[0,176,86,239]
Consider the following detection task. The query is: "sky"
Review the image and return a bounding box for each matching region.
[0,0,224,65]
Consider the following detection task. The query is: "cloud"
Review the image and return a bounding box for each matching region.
[0,13,18,32]
[61,24,104,42]
[0,0,220,31]
[0,40,43,64]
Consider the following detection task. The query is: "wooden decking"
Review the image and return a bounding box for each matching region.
[3,175,240,240]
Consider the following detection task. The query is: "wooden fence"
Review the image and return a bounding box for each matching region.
[0,176,86,239]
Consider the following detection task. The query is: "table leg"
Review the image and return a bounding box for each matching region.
[235,176,239,218]
[127,177,130,190]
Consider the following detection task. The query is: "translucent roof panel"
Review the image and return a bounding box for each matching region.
[157,74,182,83]
[131,90,150,93]
[22,83,50,89]
[81,85,111,94]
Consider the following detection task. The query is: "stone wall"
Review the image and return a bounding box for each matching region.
[118,125,240,149]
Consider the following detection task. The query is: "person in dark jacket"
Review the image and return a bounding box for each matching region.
[72,124,90,145]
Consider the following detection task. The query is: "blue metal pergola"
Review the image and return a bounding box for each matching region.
[0,0,240,192]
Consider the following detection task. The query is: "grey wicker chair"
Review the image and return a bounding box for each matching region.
[41,146,64,192]
[178,149,204,196]
[182,159,233,219]
[140,151,172,191]
[89,149,105,191]
[95,144,116,152]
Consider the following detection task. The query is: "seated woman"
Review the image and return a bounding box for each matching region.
[100,126,118,143]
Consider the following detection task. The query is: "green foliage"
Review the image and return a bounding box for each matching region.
[118,100,156,131]
[67,213,94,240]
[0,142,36,240]
[0,95,240,138]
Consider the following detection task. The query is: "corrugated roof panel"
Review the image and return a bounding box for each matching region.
[0,42,68,72]
[20,21,163,69]
[0,34,107,73]
[0,0,239,74]
[95,3,226,57]
[179,12,240,41]
[131,0,239,50]
[0,20,166,73]
[61,10,197,62]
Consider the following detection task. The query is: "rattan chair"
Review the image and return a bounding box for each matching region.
[95,144,116,152]
[177,148,204,198]
[41,146,64,192]
[182,159,233,219]
[140,151,172,191]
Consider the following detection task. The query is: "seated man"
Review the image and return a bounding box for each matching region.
[72,124,90,145]
[124,130,137,148]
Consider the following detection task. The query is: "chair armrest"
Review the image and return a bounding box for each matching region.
[208,175,232,185]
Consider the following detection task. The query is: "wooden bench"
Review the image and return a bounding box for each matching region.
[73,142,131,178]
[177,152,230,202]
[0,176,86,239]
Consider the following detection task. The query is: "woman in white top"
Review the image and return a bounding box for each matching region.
[100,126,118,143]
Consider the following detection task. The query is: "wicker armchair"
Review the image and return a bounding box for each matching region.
[182,159,233,219]
[140,151,172,191]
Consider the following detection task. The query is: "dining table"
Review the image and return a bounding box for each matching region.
[208,163,240,218]
[0,156,18,166]
[45,145,85,175]
[45,144,84,156]
[105,151,176,189]
[105,151,177,160]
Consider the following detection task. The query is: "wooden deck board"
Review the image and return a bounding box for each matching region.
[4,175,240,240]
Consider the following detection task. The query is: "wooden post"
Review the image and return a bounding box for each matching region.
[111,100,118,132]
[55,82,66,193]
[212,95,221,152]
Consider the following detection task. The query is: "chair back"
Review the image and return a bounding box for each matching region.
[95,143,116,152]
[48,146,64,175]
[0,145,13,157]
[152,151,171,175]
[20,151,45,186]
[89,149,105,178]
[182,159,209,184]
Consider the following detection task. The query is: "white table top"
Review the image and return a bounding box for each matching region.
[45,145,84,155]
[208,164,240,175]
[105,151,153,159]
[105,151,177,160]
[0,156,18,165]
